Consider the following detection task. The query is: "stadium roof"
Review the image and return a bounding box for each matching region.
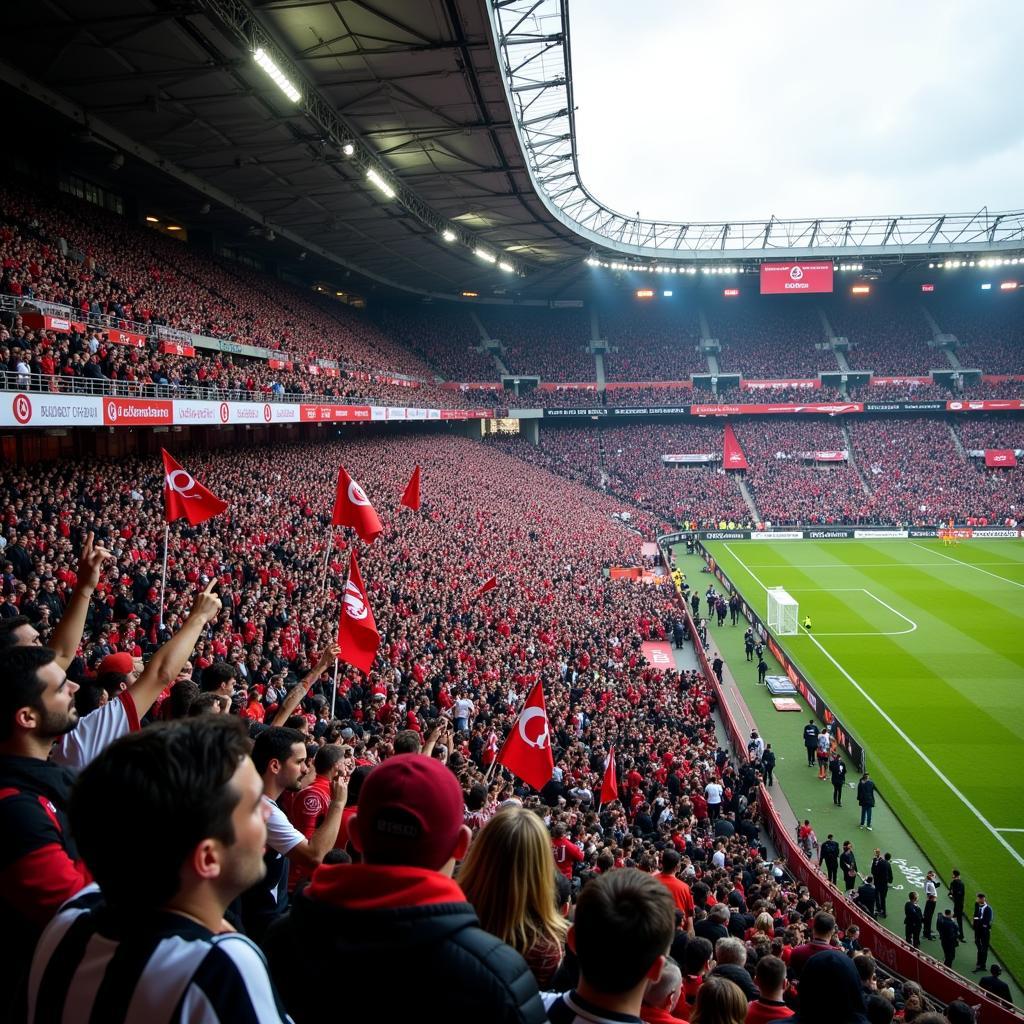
[0,0,1021,302]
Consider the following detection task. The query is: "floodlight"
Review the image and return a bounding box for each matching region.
[981,283,992,290]
[1001,281,1018,290]
[497,261,513,273]
[342,142,355,157]
[475,248,497,264]
[145,215,159,223]
[253,47,301,103]
[724,289,739,297]
[443,229,457,243]
[366,167,395,199]
[851,284,870,294]
[663,290,673,297]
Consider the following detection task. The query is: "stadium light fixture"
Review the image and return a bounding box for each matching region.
[1001,281,1018,290]
[253,47,301,103]
[497,261,514,273]
[851,284,870,295]
[442,229,457,243]
[366,167,396,199]
[166,225,182,231]
[724,288,739,297]
[663,290,673,297]
[461,291,478,298]
[475,248,497,264]
[145,215,159,223]
[342,142,355,157]
[635,289,654,299]
[921,284,935,292]
[981,283,992,290]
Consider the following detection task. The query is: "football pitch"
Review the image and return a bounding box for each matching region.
[702,538,1024,983]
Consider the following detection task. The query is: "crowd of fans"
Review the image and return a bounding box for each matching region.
[713,385,849,404]
[600,306,707,381]
[476,306,595,381]
[829,302,944,375]
[515,387,602,409]
[848,417,1022,524]
[733,420,868,525]
[932,299,1024,374]
[485,428,607,491]
[849,381,951,403]
[709,301,836,378]
[957,414,1024,452]
[604,386,694,408]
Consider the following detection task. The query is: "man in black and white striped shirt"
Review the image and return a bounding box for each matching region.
[25,716,292,1023]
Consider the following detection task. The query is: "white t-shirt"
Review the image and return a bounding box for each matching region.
[705,782,723,806]
[263,798,304,855]
[50,692,140,772]
[454,698,473,720]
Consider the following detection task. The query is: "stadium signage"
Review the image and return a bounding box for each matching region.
[806,529,855,538]
[691,402,864,416]
[0,394,103,427]
[661,453,717,463]
[103,398,172,426]
[864,401,945,413]
[871,377,931,386]
[759,261,834,295]
[749,531,803,541]
[947,399,1024,411]
[803,450,848,462]
[543,408,609,418]
[853,529,908,539]
[612,407,692,416]
[741,379,820,390]
[972,528,1020,538]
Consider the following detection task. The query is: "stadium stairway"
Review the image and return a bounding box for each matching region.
[841,424,873,495]
[737,476,761,523]
[947,421,968,458]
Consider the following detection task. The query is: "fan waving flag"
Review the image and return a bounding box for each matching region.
[472,576,497,600]
[600,747,618,806]
[496,679,554,791]
[400,465,421,511]
[332,466,382,544]
[337,551,380,676]
[161,449,227,526]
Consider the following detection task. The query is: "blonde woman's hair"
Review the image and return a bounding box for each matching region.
[690,975,748,1024]
[458,805,569,958]
[754,911,774,933]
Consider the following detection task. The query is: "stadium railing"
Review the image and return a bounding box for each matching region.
[657,538,1024,1022]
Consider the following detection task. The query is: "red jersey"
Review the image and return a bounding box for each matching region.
[551,836,583,879]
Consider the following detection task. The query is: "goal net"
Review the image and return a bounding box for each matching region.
[767,588,799,636]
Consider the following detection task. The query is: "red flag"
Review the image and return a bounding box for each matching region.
[723,423,748,471]
[161,449,227,526]
[332,466,382,544]
[337,551,380,676]
[472,576,497,600]
[600,747,618,806]
[400,465,421,511]
[496,679,554,791]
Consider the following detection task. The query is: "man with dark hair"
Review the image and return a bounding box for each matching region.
[818,834,840,885]
[747,954,794,1023]
[26,717,290,1022]
[972,892,993,972]
[266,753,546,1023]
[655,848,695,936]
[787,911,836,978]
[242,725,345,940]
[0,584,222,987]
[870,849,892,918]
[978,964,1012,1003]
[200,660,237,697]
[937,908,959,967]
[904,891,923,948]
[543,868,676,1023]
[947,868,966,941]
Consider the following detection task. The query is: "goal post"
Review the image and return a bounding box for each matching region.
[767,588,799,636]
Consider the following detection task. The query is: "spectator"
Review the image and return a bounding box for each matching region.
[790,949,868,1024]
[642,957,684,1024]
[691,975,749,1024]
[978,964,1012,1003]
[542,868,676,1022]
[265,753,547,1023]
[26,716,289,1023]
[746,955,793,1023]
[787,912,836,978]
[459,805,569,988]
[710,936,759,1002]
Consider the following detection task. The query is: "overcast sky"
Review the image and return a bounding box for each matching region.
[570,0,1024,223]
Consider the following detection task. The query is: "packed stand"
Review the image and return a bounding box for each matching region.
[476,306,595,381]
[932,297,1024,374]
[733,420,868,525]
[849,416,1023,524]
[957,414,1024,452]
[712,384,848,404]
[849,381,951,403]
[600,305,707,381]
[829,302,941,374]
[484,426,605,490]
[602,423,751,526]
[604,386,694,409]
[368,302,498,381]
[958,378,1024,401]
[709,300,836,378]
[514,386,601,409]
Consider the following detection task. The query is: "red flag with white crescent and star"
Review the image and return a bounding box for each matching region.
[600,746,618,807]
[337,551,380,676]
[496,679,554,791]
[161,449,227,526]
[331,465,382,544]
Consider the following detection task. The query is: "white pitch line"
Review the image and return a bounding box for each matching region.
[741,562,1023,569]
[720,543,1024,872]
[909,542,1024,591]
[996,828,1024,833]
[859,589,918,634]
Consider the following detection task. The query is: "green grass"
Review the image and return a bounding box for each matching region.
[702,538,1024,985]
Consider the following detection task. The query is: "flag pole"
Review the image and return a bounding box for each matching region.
[331,557,353,718]
[321,529,334,592]
[330,657,339,719]
[159,522,169,629]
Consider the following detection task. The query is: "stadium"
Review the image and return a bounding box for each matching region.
[0,0,1021,1022]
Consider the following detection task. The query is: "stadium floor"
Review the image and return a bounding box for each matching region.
[691,538,1024,992]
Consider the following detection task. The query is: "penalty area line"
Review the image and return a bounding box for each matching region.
[909,542,1024,591]
[719,543,1024,871]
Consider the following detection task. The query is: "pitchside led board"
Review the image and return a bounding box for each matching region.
[760,261,835,295]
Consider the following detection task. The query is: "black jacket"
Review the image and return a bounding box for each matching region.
[709,963,759,1001]
[264,863,546,1024]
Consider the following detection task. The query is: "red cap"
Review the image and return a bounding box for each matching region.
[353,754,464,871]
[98,652,135,676]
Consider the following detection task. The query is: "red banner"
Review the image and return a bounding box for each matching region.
[985,449,1018,467]
[299,404,372,422]
[948,400,1024,412]
[20,312,88,335]
[103,398,173,426]
[693,402,863,416]
[159,340,196,357]
[723,423,748,470]
[106,328,147,349]
[759,261,834,295]
[982,375,1024,384]
[804,450,848,462]
[640,641,675,672]
[741,379,820,391]
[268,358,293,371]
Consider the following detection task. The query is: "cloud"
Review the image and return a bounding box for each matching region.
[569,0,1024,222]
